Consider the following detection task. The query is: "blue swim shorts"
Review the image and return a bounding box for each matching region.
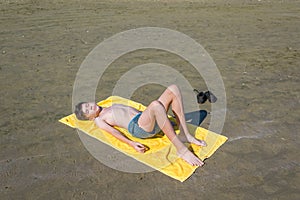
[128,112,161,139]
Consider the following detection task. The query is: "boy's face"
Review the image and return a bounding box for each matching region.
[81,102,100,120]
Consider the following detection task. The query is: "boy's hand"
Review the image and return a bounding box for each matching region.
[131,141,147,153]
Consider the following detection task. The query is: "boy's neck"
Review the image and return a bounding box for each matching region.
[97,106,103,117]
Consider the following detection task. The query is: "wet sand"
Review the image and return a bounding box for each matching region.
[1,0,299,199]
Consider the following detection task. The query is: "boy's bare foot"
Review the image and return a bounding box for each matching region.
[188,136,207,147]
[178,148,204,166]
[178,133,207,147]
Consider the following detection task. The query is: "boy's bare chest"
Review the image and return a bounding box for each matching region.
[99,104,139,127]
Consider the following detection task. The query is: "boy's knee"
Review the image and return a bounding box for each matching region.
[167,84,181,98]
[150,100,162,107]
[168,84,179,91]
[150,100,165,110]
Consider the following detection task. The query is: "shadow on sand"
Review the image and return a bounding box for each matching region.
[170,110,207,137]
[184,110,207,126]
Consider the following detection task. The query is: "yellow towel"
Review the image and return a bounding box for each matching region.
[59,96,227,182]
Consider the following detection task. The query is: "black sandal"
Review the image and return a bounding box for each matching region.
[193,89,207,104]
[194,89,217,104]
[205,91,217,103]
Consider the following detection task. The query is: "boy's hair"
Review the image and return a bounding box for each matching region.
[74,102,89,120]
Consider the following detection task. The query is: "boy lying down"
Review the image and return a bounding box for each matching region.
[74,85,207,166]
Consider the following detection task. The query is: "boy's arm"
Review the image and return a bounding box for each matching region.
[94,119,146,153]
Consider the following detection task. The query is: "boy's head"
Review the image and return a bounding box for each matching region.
[75,102,101,120]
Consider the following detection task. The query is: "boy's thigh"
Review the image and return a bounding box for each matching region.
[138,103,158,132]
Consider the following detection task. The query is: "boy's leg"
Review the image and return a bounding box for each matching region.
[158,85,206,146]
[138,100,204,166]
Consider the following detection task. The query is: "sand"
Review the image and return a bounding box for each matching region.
[0,0,299,199]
